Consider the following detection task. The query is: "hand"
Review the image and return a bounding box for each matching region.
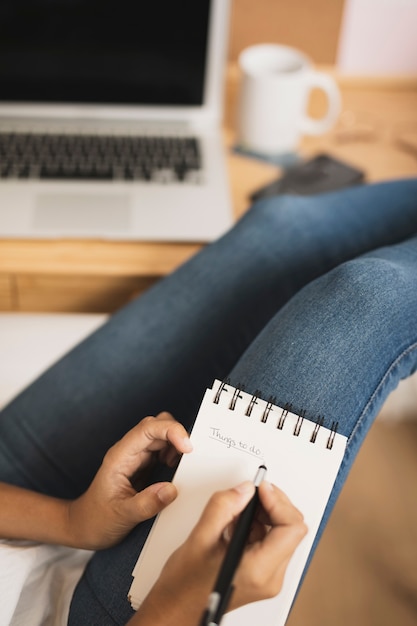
[132,480,307,626]
[66,412,192,550]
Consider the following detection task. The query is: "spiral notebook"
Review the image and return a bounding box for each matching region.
[128,380,347,625]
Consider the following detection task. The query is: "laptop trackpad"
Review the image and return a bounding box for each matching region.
[34,194,131,232]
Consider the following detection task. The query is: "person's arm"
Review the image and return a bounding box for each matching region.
[129,479,307,626]
[0,412,193,550]
[0,481,77,546]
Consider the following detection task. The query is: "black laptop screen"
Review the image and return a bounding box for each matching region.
[0,0,211,106]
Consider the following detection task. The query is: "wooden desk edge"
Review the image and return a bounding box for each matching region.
[0,239,203,276]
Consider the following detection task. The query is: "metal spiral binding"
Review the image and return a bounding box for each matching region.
[293,409,306,437]
[245,390,261,416]
[310,416,324,443]
[261,396,276,423]
[229,384,245,410]
[277,403,292,430]
[326,421,339,450]
[213,380,338,450]
[213,379,230,404]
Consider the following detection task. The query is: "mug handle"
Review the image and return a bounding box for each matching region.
[300,71,341,136]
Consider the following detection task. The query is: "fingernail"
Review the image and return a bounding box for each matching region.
[222,525,232,543]
[156,484,176,504]
[263,480,274,491]
[234,480,254,495]
[182,437,193,451]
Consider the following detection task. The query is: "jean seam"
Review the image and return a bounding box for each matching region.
[346,339,417,453]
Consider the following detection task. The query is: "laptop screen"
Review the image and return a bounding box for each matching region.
[0,0,211,106]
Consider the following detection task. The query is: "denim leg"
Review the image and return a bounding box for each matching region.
[69,211,417,625]
[1,180,417,501]
[229,234,417,557]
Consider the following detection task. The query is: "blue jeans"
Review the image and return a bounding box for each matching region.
[0,179,416,624]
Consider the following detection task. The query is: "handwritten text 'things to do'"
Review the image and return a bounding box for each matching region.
[209,426,263,459]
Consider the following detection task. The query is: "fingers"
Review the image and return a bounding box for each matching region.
[126,481,178,523]
[242,482,306,585]
[255,481,307,557]
[140,413,193,455]
[190,481,255,549]
[189,480,304,556]
[104,412,192,477]
[257,481,305,528]
[230,482,307,606]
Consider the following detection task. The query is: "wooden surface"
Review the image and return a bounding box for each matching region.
[228,0,346,64]
[1,68,417,312]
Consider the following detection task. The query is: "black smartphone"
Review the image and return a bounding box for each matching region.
[250,153,365,202]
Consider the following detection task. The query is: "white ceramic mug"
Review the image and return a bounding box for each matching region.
[236,44,341,155]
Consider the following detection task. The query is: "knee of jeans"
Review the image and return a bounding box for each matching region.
[320,256,410,318]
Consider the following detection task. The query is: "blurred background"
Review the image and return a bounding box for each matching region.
[229,0,345,65]
[229,0,417,74]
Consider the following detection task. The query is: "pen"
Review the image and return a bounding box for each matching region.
[199,464,267,626]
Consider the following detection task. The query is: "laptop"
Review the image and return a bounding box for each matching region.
[0,0,233,242]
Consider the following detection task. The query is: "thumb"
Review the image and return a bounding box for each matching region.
[191,481,255,548]
[127,482,178,523]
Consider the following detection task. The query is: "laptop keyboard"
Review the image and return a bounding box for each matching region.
[0,132,203,183]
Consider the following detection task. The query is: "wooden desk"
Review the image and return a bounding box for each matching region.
[1,67,417,312]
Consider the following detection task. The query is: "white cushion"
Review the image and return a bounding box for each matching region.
[0,313,106,625]
[0,541,92,626]
[0,313,107,409]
